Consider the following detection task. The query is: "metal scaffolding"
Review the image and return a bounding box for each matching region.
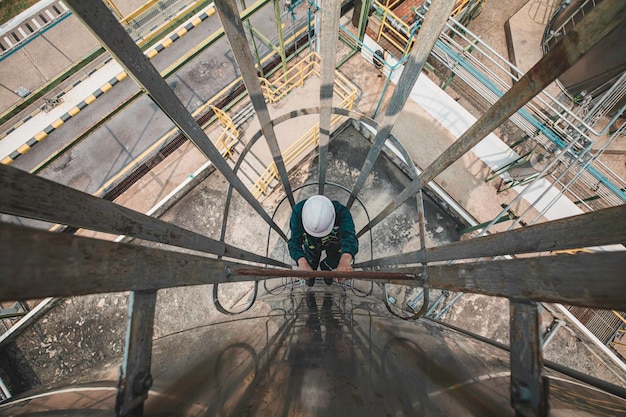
[0,1,625,416]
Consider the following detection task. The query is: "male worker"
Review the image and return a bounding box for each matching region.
[288,195,358,286]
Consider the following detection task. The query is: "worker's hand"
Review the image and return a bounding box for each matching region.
[336,253,353,273]
[297,257,313,271]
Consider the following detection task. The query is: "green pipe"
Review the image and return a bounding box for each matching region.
[1,0,215,127]
[32,0,275,171]
[251,27,283,55]
[459,212,516,235]
[274,0,289,82]
[372,67,393,119]
[337,48,358,68]
[357,0,373,49]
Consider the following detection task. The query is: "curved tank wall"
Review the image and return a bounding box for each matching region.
[544,0,626,108]
[1,288,625,416]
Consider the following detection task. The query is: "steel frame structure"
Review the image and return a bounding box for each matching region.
[1,1,625,416]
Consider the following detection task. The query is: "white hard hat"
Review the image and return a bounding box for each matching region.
[302,195,335,237]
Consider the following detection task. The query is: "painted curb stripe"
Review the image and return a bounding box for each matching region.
[3,5,215,164]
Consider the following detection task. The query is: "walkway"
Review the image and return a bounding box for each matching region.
[0,3,216,164]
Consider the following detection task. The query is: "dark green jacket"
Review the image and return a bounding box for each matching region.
[288,199,358,262]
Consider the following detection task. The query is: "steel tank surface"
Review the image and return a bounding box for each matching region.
[1,287,625,416]
[544,0,626,107]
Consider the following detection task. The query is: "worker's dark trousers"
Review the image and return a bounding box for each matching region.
[303,241,342,270]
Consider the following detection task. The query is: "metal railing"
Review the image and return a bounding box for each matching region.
[420,11,626,209]
[542,0,598,48]
[118,0,204,41]
[210,105,239,157]
[371,0,482,56]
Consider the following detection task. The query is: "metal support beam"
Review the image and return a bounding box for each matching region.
[0,298,57,347]
[354,204,626,268]
[510,300,548,417]
[0,222,260,301]
[0,222,413,302]
[359,0,626,237]
[318,0,342,194]
[273,0,289,78]
[237,252,626,310]
[63,0,287,241]
[214,0,295,207]
[346,0,455,208]
[3,223,626,309]
[0,164,287,267]
[115,290,157,417]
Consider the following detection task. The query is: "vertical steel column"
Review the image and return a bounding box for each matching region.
[274,0,289,79]
[359,0,626,237]
[317,0,342,195]
[215,0,295,207]
[240,0,264,77]
[314,0,321,55]
[64,0,287,240]
[115,290,157,417]
[510,300,548,417]
[356,0,373,48]
[346,0,455,208]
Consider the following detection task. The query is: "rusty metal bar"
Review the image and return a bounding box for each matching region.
[0,164,288,267]
[410,188,430,319]
[236,252,626,310]
[0,223,416,302]
[510,300,548,417]
[63,0,287,241]
[354,204,626,268]
[346,0,455,208]
[232,268,417,280]
[359,0,626,237]
[115,290,157,417]
[214,0,295,207]
[3,223,625,309]
[0,222,257,301]
[317,0,342,194]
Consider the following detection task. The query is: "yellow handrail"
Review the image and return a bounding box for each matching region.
[259,53,321,104]
[210,105,239,158]
[373,0,472,55]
